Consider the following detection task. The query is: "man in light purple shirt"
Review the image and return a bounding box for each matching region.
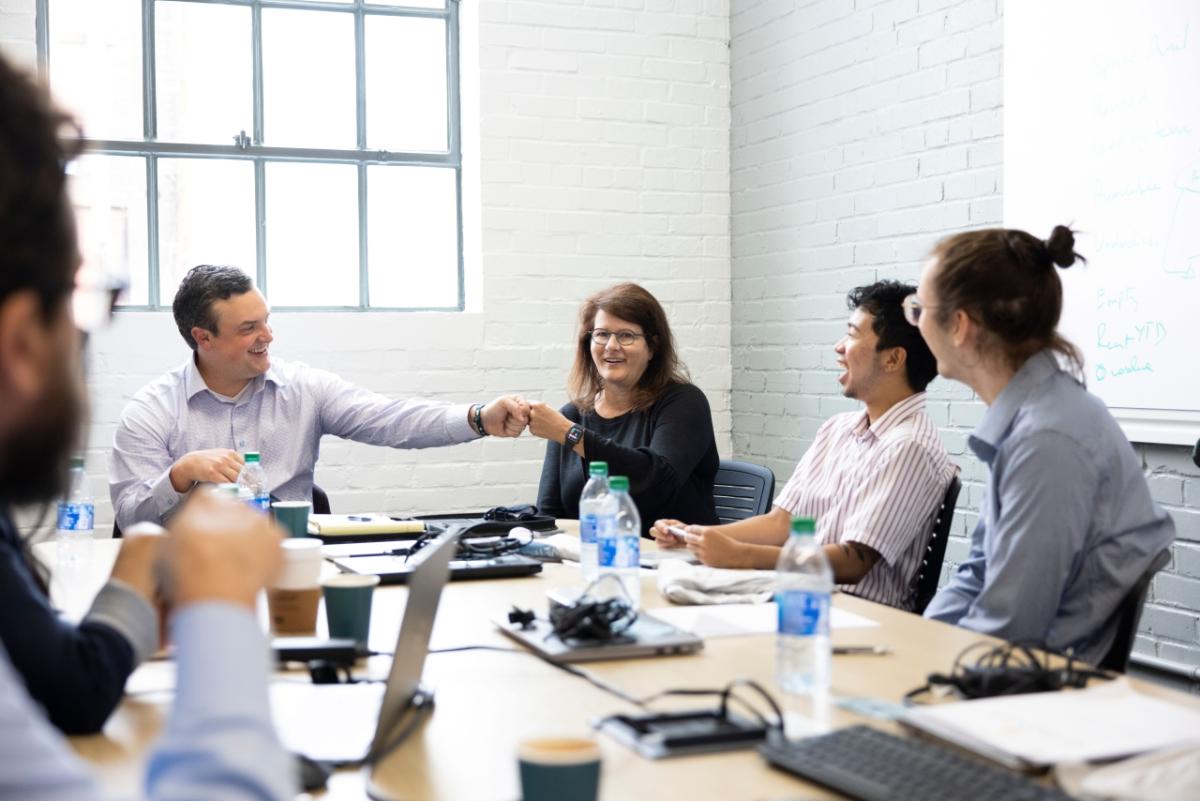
[110,265,529,530]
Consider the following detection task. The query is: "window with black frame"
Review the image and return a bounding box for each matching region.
[38,0,463,311]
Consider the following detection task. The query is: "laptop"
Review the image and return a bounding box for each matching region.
[325,538,543,585]
[269,529,458,766]
[494,608,704,663]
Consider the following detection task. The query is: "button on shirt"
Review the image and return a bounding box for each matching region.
[774,392,957,610]
[110,357,478,529]
[924,351,1175,665]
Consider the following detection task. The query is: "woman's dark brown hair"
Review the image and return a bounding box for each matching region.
[568,283,690,413]
[930,225,1086,378]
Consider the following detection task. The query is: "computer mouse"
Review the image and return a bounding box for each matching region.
[292,752,332,793]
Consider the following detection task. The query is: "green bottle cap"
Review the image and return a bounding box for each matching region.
[610,475,629,492]
[244,452,260,463]
[791,517,816,535]
[589,461,608,476]
[69,456,85,469]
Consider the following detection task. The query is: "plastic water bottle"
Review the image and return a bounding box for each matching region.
[236,452,270,513]
[598,475,640,608]
[56,455,95,564]
[776,517,832,697]
[578,461,612,582]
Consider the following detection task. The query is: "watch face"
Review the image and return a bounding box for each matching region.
[566,425,583,445]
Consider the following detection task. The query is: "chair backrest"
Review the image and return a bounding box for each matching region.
[312,483,331,515]
[909,475,961,615]
[713,460,776,524]
[1098,548,1171,673]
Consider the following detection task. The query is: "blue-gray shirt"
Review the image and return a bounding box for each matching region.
[924,351,1175,665]
[110,356,478,529]
[0,603,292,800]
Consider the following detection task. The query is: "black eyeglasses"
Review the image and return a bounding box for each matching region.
[72,265,129,335]
[590,329,645,347]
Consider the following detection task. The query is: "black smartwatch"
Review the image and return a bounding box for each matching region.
[564,424,584,448]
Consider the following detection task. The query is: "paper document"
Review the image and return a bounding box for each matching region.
[902,678,1200,767]
[650,602,878,638]
[307,514,425,537]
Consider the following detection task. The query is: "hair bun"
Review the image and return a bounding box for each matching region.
[1044,225,1081,269]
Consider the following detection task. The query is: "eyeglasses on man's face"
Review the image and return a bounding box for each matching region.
[589,329,645,347]
[902,294,937,327]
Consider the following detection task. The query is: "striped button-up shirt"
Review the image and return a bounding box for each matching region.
[109,356,477,530]
[774,392,956,610]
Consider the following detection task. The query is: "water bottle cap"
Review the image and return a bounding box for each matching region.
[790,517,816,535]
[588,461,608,476]
[244,452,261,463]
[69,455,85,469]
[609,475,629,491]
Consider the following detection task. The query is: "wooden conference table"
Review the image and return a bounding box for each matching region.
[38,534,1197,801]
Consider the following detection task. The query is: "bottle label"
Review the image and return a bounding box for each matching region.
[57,502,95,532]
[776,590,830,637]
[581,513,599,546]
[249,496,271,513]
[599,530,639,570]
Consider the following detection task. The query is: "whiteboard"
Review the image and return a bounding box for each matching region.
[1004,1,1200,445]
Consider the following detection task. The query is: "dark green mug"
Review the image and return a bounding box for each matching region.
[517,738,601,801]
[321,573,379,644]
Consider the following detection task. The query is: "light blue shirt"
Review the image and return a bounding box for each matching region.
[110,356,478,529]
[0,603,293,801]
[924,351,1175,665]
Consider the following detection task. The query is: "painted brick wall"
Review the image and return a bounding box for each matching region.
[0,0,732,531]
[729,0,1198,670]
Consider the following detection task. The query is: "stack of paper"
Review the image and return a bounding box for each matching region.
[651,601,878,638]
[902,679,1200,768]
[307,514,425,537]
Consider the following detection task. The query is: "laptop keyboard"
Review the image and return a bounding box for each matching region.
[759,725,1078,801]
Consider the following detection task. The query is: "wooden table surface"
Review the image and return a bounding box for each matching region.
[41,534,1199,801]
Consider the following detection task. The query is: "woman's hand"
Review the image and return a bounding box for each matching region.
[527,402,575,444]
[685,526,752,569]
[651,518,689,549]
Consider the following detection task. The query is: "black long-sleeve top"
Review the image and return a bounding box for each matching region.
[0,510,151,734]
[537,382,720,532]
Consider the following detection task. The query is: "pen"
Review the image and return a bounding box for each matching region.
[833,645,891,655]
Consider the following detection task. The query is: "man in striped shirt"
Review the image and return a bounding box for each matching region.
[652,281,957,611]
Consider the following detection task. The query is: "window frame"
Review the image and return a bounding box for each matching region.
[35,0,464,312]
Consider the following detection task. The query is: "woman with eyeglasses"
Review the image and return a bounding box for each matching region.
[911,225,1173,665]
[530,283,720,531]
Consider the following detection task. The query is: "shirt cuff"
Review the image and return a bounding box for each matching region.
[150,467,188,522]
[85,579,159,665]
[449,402,480,441]
[169,603,273,724]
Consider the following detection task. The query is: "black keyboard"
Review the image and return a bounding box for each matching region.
[759,725,1077,801]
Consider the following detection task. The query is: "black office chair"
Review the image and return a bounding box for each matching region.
[1097,548,1170,673]
[909,475,962,615]
[114,484,332,538]
[311,484,331,515]
[712,459,776,524]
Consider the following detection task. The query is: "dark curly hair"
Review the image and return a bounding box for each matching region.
[0,54,83,319]
[172,264,254,349]
[847,280,939,392]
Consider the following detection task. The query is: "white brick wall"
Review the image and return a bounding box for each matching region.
[730,0,1198,670]
[1,0,732,532]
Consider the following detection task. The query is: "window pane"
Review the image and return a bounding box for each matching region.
[68,155,149,306]
[365,16,448,152]
[371,1,446,10]
[157,159,256,300]
[156,2,251,145]
[48,0,142,140]
[265,163,358,306]
[262,9,356,149]
[368,166,458,308]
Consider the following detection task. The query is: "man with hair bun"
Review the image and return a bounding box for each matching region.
[913,225,1174,665]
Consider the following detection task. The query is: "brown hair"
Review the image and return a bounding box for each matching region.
[930,225,1086,378]
[568,283,690,413]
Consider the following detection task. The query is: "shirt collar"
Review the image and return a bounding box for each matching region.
[852,391,927,440]
[183,354,286,402]
[969,349,1060,463]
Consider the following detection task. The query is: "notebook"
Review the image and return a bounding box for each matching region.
[269,530,458,766]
